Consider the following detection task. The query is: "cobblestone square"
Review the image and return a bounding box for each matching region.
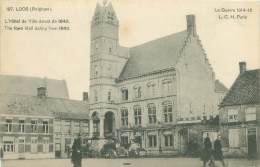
[3,158,260,167]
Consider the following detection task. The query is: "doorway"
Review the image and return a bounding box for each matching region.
[104,112,115,138]
[247,128,257,158]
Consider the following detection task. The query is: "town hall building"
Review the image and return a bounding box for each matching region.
[88,1,224,154]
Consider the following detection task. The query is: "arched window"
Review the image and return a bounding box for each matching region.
[133,105,142,125]
[162,101,173,122]
[92,112,100,135]
[121,108,128,126]
[148,104,156,124]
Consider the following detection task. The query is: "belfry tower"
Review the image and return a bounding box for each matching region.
[89,1,123,141]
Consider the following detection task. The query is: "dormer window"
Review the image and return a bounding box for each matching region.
[134,85,142,98]
[147,82,156,96]
[162,79,173,95]
[121,88,128,101]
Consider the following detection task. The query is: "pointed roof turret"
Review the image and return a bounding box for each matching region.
[91,1,118,26]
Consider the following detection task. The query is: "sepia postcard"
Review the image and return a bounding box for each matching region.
[0,0,259,167]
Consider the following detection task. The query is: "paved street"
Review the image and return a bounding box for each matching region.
[3,158,260,167]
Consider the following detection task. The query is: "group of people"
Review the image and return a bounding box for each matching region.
[202,133,226,167]
[70,134,226,167]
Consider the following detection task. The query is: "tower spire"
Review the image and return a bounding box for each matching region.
[103,0,108,6]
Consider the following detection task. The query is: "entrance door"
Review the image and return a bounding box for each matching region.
[178,128,188,153]
[248,128,257,158]
[55,143,61,158]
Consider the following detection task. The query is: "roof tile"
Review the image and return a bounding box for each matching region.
[220,69,260,106]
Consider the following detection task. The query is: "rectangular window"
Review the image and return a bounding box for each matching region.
[245,107,256,121]
[148,104,156,124]
[31,120,38,133]
[74,121,80,133]
[6,119,12,132]
[134,106,142,125]
[121,108,128,126]
[43,121,49,134]
[54,119,61,133]
[228,109,238,122]
[148,135,157,147]
[3,141,14,152]
[19,120,25,133]
[64,120,71,134]
[163,102,173,123]
[81,120,89,133]
[164,135,173,147]
[229,129,239,147]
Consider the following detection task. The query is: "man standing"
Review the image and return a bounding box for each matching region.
[202,133,214,167]
[214,135,226,167]
[71,137,82,167]
[0,147,3,167]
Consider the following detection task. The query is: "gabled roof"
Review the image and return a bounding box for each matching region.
[118,31,188,81]
[215,80,228,92]
[220,69,260,107]
[0,94,89,119]
[0,75,69,99]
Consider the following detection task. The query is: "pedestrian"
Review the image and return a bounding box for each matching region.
[213,135,226,167]
[0,147,3,167]
[71,137,82,167]
[201,133,215,167]
[0,147,3,159]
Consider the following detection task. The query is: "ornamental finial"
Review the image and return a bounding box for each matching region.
[103,0,108,6]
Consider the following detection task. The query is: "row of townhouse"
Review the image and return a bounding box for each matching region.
[0,75,90,160]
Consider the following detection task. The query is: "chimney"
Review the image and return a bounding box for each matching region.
[239,61,246,74]
[83,92,88,101]
[186,15,196,36]
[37,87,47,98]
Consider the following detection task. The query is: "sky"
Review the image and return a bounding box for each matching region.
[0,0,259,100]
